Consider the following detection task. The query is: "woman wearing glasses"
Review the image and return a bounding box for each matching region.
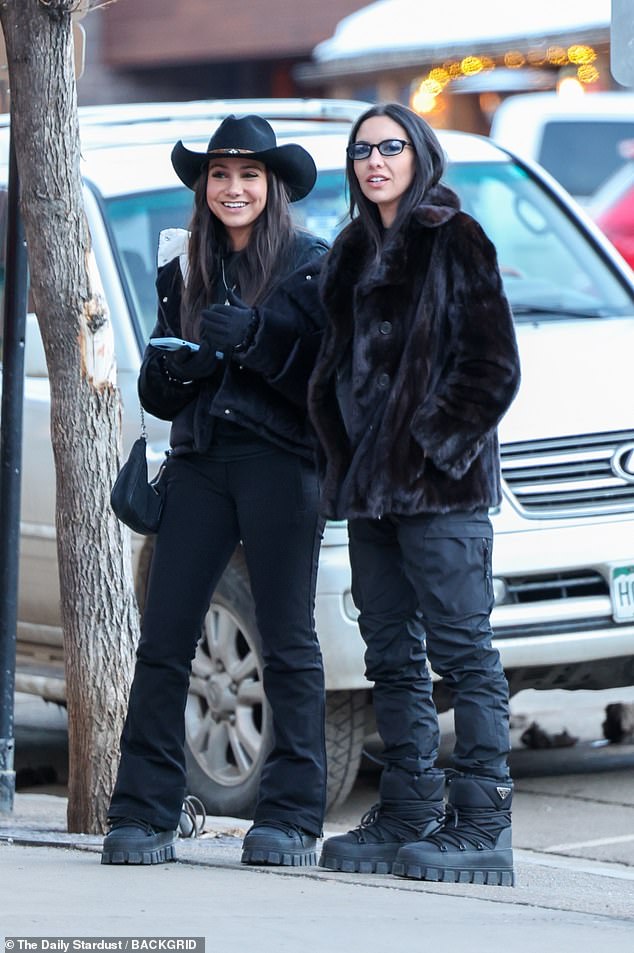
[308,103,521,885]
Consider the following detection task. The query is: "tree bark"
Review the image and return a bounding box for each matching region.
[0,0,138,833]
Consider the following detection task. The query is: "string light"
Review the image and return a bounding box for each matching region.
[409,42,600,116]
[568,44,596,65]
[546,46,568,66]
[444,61,463,79]
[503,51,525,69]
[527,48,548,66]
[411,87,439,114]
[461,56,484,75]
[577,64,600,84]
[428,67,451,89]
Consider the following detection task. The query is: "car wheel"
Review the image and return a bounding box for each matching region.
[182,550,366,818]
[325,690,366,809]
[184,552,269,818]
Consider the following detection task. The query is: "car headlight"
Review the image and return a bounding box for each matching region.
[492,577,510,605]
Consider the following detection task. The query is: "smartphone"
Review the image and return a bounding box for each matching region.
[149,336,200,352]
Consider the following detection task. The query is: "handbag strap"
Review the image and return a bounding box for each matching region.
[139,403,170,464]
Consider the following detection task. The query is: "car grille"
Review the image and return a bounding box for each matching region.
[491,569,617,640]
[501,430,634,518]
[505,570,607,603]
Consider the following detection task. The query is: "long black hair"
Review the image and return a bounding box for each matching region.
[346,102,446,259]
[180,168,295,339]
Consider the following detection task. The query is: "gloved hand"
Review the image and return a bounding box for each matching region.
[162,338,217,381]
[200,289,258,358]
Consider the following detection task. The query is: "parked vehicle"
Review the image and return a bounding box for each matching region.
[2,99,634,818]
[490,91,634,204]
[587,158,634,270]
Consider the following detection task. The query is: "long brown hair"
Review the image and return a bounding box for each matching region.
[181,169,295,339]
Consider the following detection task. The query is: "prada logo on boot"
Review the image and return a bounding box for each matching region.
[496,785,512,800]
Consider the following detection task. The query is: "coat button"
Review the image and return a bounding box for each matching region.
[162,296,168,303]
[377,373,390,389]
[379,320,392,335]
[224,408,231,415]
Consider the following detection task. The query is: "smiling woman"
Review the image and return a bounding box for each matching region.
[101,113,331,869]
[205,157,268,250]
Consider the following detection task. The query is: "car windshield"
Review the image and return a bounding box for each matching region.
[104,159,632,344]
[445,161,632,320]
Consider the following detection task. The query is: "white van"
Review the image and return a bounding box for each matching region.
[490,91,634,203]
[3,100,634,819]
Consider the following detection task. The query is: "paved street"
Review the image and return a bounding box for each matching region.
[2,834,634,951]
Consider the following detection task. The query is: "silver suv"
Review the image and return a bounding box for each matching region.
[4,99,634,818]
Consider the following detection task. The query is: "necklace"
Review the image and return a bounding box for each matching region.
[220,259,237,305]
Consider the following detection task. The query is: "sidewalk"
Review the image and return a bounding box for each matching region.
[2,791,634,949]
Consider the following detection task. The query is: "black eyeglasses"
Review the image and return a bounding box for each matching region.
[347,139,412,161]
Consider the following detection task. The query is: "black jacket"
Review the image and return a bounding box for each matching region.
[139,229,328,459]
[308,185,521,519]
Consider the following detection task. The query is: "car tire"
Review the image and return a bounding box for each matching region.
[179,549,365,818]
[184,550,269,818]
[325,689,366,810]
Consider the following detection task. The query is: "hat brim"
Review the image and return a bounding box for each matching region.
[171,140,317,202]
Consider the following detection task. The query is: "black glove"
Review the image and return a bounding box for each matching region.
[162,338,217,381]
[200,289,259,359]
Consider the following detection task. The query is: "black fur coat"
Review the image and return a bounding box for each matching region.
[308,185,521,519]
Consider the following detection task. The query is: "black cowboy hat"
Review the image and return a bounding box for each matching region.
[171,114,317,202]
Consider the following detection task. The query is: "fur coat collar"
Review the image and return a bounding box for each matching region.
[323,183,459,305]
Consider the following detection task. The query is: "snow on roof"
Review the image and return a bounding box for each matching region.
[314,0,611,62]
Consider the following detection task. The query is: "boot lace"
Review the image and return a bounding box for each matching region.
[423,804,510,851]
[350,802,438,844]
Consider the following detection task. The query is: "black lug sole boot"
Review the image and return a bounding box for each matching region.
[319,768,445,874]
[393,776,514,886]
[101,819,178,865]
[241,822,318,866]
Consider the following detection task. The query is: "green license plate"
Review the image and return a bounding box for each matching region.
[610,565,634,622]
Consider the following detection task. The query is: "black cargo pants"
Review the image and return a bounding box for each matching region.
[348,509,510,780]
[108,442,326,835]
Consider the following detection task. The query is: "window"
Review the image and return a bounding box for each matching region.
[445,161,632,317]
[539,120,634,199]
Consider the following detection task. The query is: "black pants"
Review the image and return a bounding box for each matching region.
[348,509,510,780]
[109,442,326,835]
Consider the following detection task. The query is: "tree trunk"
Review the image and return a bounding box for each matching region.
[0,0,138,833]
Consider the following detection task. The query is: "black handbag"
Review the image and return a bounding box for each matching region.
[110,409,167,535]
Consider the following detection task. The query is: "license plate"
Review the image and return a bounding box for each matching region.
[610,565,634,622]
